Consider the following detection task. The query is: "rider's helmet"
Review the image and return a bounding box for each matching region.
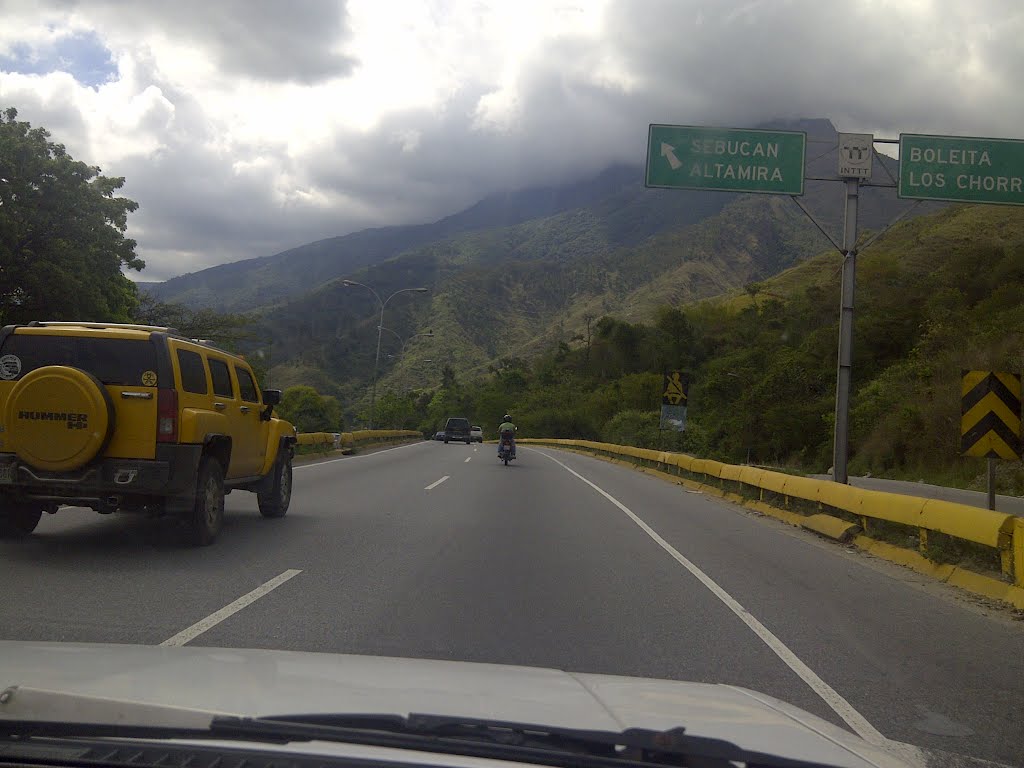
[503,414,511,421]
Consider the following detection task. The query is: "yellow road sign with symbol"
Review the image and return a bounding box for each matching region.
[662,371,687,406]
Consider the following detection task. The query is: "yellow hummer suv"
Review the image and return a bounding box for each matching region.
[0,322,296,545]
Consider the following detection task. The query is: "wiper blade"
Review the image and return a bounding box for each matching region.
[210,713,840,768]
[0,688,838,768]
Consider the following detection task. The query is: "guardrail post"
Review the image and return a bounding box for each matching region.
[1012,518,1024,587]
[918,527,929,556]
[860,515,870,536]
[999,530,1014,583]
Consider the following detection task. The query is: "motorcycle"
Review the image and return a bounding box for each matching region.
[498,429,516,466]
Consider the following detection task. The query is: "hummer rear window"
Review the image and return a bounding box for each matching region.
[0,334,158,386]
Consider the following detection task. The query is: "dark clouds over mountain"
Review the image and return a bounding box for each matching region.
[1,0,1021,280]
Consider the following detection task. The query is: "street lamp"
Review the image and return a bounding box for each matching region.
[379,326,434,355]
[342,279,429,429]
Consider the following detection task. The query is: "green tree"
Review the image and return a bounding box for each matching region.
[374,390,418,429]
[0,107,143,324]
[277,385,343,432]
[134,293,254,347]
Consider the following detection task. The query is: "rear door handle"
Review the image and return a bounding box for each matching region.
[214,402,226,410]
[240,406,251,414]
[120,391,153,400]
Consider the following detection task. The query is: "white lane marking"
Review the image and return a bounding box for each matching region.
[160,569,302,647]
[294,440,425,470]
[464,457,472,463]
[425,475,450,491]
[536,450,890,747]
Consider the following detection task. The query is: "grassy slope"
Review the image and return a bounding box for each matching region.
[362,184,928,397]
[692,203,1024,485]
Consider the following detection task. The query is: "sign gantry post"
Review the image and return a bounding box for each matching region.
[831,133,872,484]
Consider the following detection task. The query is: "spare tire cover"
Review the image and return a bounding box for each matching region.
[4,366,115,471]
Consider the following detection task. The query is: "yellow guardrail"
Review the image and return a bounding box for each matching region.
[519,438,1022,592]
[295,430,421,450]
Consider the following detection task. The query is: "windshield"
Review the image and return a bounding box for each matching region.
[1,4,1023,768]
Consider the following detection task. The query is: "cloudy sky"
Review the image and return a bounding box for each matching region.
[1,0,1021,281]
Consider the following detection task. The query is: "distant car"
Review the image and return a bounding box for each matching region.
[470,425,483,442]
[443,417,472,444]
[433,431,445,441]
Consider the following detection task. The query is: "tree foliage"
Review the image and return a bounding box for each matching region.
[237,195,1024,488]
[0,107,143,324]
[376,203,1024,487]
[276,386,343,433]
[134,293,254,346]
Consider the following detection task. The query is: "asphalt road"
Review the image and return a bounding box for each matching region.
[3,441,1023,767]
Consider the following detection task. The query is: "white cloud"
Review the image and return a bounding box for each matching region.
[0,0,1022,281]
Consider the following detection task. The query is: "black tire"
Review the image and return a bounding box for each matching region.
[258,451,292,519]
[187,458,224,546]
[444,439,449,444]
[465,439,471,445]
[504,456,509,466]
[0,501,42,538]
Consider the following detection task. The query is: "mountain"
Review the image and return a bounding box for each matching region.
[155,117,942,407]
[256,166,938,406]
[144,117,920,315]
[144,164,735,312]
[420,203,1024,488]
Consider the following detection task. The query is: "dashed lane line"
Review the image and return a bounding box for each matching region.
[159,569,302,647]
[425,476,450,491]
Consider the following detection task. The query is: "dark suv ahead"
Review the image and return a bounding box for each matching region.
[443,417,472,444]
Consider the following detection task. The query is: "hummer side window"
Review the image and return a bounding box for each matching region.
[208,358,234,398]
[235,367,259,403]
[177,349,208,394]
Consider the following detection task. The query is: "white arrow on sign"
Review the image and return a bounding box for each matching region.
[660,142,682,170]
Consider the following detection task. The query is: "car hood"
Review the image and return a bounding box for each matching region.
[0,641,909,768]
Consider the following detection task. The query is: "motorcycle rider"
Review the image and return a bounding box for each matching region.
[498,413,517,459]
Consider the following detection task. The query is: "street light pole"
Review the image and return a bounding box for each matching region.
[342,280,428,429]
[379,326,434,355]
[371,301,386,432]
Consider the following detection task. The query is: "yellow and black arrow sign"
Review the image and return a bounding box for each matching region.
[961,371,1021,460]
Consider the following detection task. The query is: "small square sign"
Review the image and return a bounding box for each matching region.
[838,133,873,179]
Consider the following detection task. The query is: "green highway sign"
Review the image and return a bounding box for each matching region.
[645,125,806,195]
[899,134,1024,206]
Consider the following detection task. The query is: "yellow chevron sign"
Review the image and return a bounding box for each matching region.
[961,371,1021,459]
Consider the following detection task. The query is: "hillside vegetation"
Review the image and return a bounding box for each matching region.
[255,190,837,403]
[387,204,1024,491]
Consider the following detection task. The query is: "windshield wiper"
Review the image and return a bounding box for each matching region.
[208,713,841,768]
[0,687,839,768]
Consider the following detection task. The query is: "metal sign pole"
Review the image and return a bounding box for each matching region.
[832,178,860,483]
